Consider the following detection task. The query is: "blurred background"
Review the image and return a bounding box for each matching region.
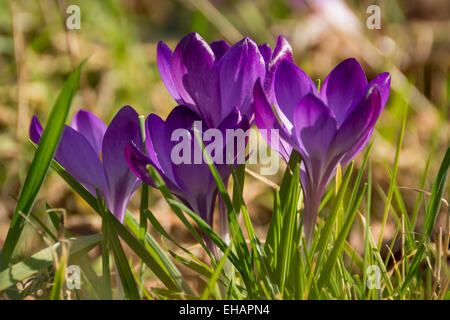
[0,0,448,291]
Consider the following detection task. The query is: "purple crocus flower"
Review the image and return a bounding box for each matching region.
[125,105,249,230]
[30,106,143,222]
[254,58,390,242]
[157,32,292,127]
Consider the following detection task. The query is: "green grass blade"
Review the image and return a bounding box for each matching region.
[401,147,450,295]
[314,162,354,266]
[232,164,246,212]
[72,254,110,300]
[41,157,187,292]
[167,248,213,279]
[316,184,367,292]
[147,165,214,262]
[348,144,373,211]
[0,234,102,291]
[411,154,431,229]
[49,256,67,300]
[123,212,192,294]
[279,163,300,295]
[201,246,231,300]
[279,151,302,204]
[166,198,239,268]
[1,61,85,269]
[265,189,281,269]
[103,209,141,300]
[378,110,407,249]
[362,161,372,298]
[193,129,255,293]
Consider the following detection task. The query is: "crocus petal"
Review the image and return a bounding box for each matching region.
[29,115,108,196]
[171,161,217,212]
[170,142,219,224]
[56,126,109,196]
[218,37,266,122]
[70,110,107,155]
[338,73,391,164]
[30,115,43,144]
[145,113,179,185]
[171,32,220,127]
[258,43,272,65]
[320,58,368,126]
[155,106,221,224]
[274,60,318,133]
[102,106,143,221]
[163,107,214,197]
[210,40,230,60]
[367,72,391,108]
[293,94,337,163]
[330,85,382,162]
[157,41,182,103]
[217,108,250,174]
[301,172,327,244]
[165,105,202,133]
[125,142,155,187]
[264,35,294,101]
[293,94,337,191]
[254,80,293,162]
[342,72,391,123]
[164,106,223,189]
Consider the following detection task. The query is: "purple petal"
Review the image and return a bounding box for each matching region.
[274,59,318,132]
[171,32,220,127]
[30,115,43,144]
[29,115,108,196]
[320,58,368,126]
[125,141,181,193]
[300,166,328,243]
[258,43,272,64]
[263,35,294,101]
[368,72,391,108]
[293,94,337,159]
[70,110,107,154]
[157,41,182,103]
[102,106,143,221]
[254,80,293,162]
[217,107,250,170]
[210,40,230,60]
[145,113,178,185]
[218,37,266,122]
[340,74,389,165]
[125,142,155,187]
[55,126,108,197]
[151,107,221,223]
[217,107,248,134]
[165,105,202,133]
[170,154,218,223]
[293,94,337,181]
[330,85,382,162]
[338,72,390,164]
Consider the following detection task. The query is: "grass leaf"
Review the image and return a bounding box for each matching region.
[0,233,102,291]
[401,146,450,294]
[1,61,85,269]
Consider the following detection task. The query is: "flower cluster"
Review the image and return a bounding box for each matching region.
[30,32,390,244]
